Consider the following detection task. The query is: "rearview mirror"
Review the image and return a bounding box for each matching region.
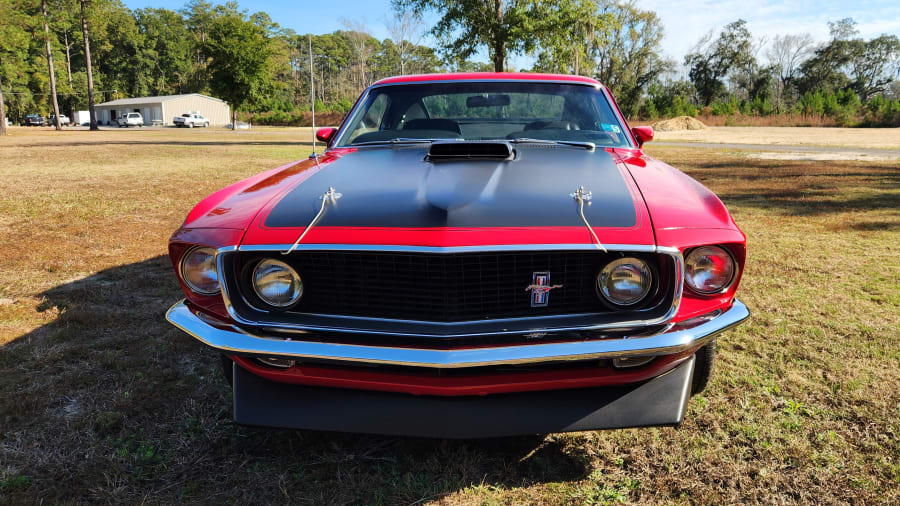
[466,95,511,108]
[631,126,653,147]
[316,127,337,143]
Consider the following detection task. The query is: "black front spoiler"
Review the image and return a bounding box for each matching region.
[232,356,695,439]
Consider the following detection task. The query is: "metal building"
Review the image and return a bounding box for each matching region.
[94,93,230,126]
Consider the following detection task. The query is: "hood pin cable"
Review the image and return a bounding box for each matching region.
[282,187,342,255]
[570,186,607,252]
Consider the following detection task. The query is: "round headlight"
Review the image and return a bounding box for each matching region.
[252,259,303,308]
[685,246,735,294]
[598,257,652,306]
[180,246,219,295]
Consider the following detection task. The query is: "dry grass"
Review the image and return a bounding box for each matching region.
[633,114,852,128]
[0,127,898,504]
[652,125,900,149]
[693,114,845,128]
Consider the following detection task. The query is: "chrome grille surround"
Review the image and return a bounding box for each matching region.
[215,244,684,339]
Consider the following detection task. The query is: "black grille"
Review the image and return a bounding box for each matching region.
[234,250,666,322]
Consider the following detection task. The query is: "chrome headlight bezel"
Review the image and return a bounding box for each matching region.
[684,245,737,295]
[251,258,304,308]
[597,257,653,307]
[179,246,220,295]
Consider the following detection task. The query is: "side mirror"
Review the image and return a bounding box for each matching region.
[315,127,337,143]
[631,126,654,148]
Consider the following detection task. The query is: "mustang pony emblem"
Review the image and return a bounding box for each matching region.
[525,271,563,307]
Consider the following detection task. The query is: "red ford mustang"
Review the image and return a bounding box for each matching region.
[166,73,748,438]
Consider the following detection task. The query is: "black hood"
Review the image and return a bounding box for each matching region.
[264,145,638,229]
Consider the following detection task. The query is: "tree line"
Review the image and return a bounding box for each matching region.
[1,0,898,135]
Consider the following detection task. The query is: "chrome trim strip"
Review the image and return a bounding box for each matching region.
[600,85,638,149]
[166,299,748,368]
[237,243,657,253]
[269,310,625,329]
[216,244,683,336]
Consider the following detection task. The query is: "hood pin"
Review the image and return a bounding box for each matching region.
[282,187,342,255]
[571,186,606,252]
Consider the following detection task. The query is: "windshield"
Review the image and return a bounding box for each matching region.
[334,82,631,148]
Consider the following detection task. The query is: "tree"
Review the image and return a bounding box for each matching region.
[532,0,607,76]
[134,8,193,95]
[340,19,376,90]
[0,1,30,134]
[79,0,97,130]
[848,35,900,101]
[203,12,273,128]
[685,19,754,105]
[795,18,859,96]
[394,0,560,72]
[766,33,814,108]
[592,1,671,115]
[40,0,62,129]
[828,17,858,42]
[385,8,424,74]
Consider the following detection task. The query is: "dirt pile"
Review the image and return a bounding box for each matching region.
[652,116,708,132]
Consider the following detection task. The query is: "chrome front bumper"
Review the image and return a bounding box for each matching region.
[166,299,749,369]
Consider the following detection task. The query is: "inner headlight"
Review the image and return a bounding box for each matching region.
[180,246,219,295]
[597,257,652,306]
[252,259,303,307]
[684,246,735,294]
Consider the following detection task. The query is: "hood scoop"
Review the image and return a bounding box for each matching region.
[427,141,514,162]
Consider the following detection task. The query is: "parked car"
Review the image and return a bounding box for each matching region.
[117,112,144,127]
[48,114,70,126]
[165,73,749,438]
[173,112,209,128]
[24,114,45,126]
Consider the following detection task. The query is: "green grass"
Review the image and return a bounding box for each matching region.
[0,128,897,504]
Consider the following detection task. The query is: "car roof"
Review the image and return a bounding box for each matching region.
[371,72,602,87]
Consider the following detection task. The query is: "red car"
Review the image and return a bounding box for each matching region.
[166,73,748,438]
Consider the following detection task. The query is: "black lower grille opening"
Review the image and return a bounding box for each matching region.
[234,250,668,323]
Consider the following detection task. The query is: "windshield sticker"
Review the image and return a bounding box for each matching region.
[601,123,621,134]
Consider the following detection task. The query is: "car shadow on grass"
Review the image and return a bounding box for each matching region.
[0,256,592,503]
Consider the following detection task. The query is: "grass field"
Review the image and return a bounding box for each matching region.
[652,125,900,149]
[0,127,898,504]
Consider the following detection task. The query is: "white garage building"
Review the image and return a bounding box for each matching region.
[94,93,230,126]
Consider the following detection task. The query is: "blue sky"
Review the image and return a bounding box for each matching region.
[122,0,900,69]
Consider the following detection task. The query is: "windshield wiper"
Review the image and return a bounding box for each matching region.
[351,138,443,146]
[508,138,596,150]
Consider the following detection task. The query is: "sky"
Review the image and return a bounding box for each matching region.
[122,0,900,69]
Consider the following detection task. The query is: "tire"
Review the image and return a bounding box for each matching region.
[691,339,717,395]
[221,354,234,387]
[204,122,209,128]
[188,122,194,128]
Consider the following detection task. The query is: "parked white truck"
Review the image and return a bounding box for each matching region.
[173,112,209,128]
[117,112,144,127]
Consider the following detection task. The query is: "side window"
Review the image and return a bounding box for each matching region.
[347,93,390,142]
